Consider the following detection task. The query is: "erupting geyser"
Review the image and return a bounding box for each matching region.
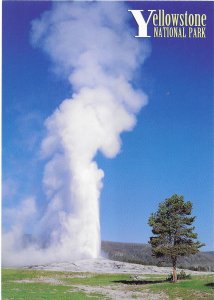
[3,2,150,266]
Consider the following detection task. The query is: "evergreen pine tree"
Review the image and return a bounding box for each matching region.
[148,194,204,282]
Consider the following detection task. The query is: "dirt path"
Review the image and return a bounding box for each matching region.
[13,276,169,300]
[73,284,169,300]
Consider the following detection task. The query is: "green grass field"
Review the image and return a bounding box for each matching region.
[2,269,214,299]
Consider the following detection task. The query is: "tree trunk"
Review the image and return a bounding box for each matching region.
[172,258,177,283]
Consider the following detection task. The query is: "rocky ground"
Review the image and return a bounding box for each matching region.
[27,257,213,275]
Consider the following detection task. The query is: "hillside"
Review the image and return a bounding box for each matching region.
[101,241,214,272]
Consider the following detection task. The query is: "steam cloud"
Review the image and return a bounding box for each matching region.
[3,2,150,266]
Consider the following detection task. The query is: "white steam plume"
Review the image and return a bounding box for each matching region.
[2,2,150,266]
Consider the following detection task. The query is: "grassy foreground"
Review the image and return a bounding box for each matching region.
[2,268,214,299]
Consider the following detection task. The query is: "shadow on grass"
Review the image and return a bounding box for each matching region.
[205,283,214,288]
[112,279,169,285]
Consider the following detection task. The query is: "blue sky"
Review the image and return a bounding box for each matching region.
[3,1,214,250]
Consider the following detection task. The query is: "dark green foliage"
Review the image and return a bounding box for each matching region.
[148,194,204,282]
[177,270,192,280]
[148,194,204,258]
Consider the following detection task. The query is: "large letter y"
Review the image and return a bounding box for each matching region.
[128,10,156,37]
